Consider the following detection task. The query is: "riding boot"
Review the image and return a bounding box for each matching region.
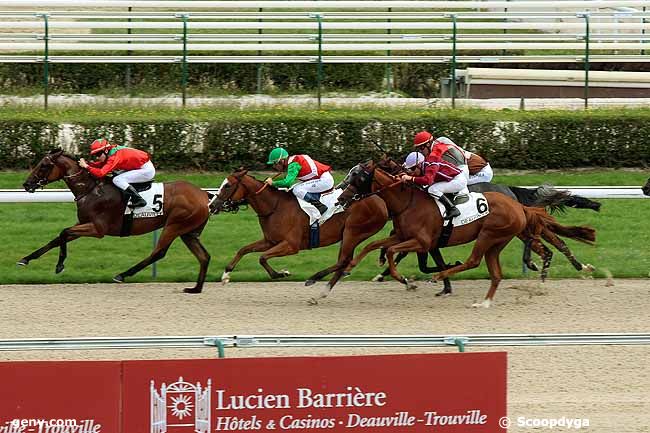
[125,185,147,208]
[437,194,460,220]
[304,192,328,215]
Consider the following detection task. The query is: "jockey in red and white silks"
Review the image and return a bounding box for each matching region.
[400,131,469,219]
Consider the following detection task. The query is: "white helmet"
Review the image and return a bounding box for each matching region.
[403,151,425,169]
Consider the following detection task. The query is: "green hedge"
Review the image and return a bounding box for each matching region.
[2,108,649,170]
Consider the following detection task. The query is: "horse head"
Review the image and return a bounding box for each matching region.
[376,154,403,175]
[642,177,650,196]
[210,168,251,213]
[337,160,376,208]
[23,149,76,192]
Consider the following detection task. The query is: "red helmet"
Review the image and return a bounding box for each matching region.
[89,138,112,155]
[413,131,433,147]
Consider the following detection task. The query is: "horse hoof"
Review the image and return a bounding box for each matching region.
[55,264,64,274]
[183,287,202,294]
[472,299,492,308]
[371,274,384,282]
[527,262,540,272]
[280,269,291,277]
[305,279,316,287]
[221,271,231,285]
[113,275,124,283]
[307,298,319,306]
[583,264,595,272]
[435,290,451,297]
[16,259,28,267]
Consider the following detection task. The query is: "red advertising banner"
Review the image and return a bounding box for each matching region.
[0,361,121,433]
[0,352,506,433]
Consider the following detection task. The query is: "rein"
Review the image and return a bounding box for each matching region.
[255,172,282,195]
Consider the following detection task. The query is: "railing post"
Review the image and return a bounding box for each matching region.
[448,14,458,109]
[126,6,132,94]
[310,13,324,109]
[36,13,50,110]
[152,229,159,278]
[643,7,647,56]
[257,7,264,94]
[578,12,590,109]
[176,13,189,108]
[386,7,393,94]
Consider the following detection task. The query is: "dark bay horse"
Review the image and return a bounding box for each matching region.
[210,168,388,298]
[643,178,650,196]
[20,149,211,293]
[332,160,595,307]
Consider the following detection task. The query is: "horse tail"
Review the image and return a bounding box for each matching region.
[531,184,573,214]
[508,186,538,206]
[523,207,596,245]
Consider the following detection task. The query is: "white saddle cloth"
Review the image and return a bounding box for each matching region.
[292,188,345,226]
[124,183,164,219]
[435,192,490,226]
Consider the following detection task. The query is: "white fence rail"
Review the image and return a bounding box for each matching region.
[1,333,649,351]
[0,187,646,203]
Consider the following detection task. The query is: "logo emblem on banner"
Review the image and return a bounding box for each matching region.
[150,377,211,433]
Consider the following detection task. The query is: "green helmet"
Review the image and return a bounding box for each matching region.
[267,147,289,164]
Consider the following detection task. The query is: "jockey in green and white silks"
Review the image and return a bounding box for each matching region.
[264,147,334,215]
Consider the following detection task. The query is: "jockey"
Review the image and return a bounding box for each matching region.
[399,131,469,219]
[265,147,334,215]
[78,138,155,208]
[437,136,493,185]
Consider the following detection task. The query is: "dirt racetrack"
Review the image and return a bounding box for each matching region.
[1,278,649,433]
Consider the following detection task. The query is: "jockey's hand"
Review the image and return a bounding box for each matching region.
[264,177,274,186]
[78,158,88,169]
[399,174,413,182]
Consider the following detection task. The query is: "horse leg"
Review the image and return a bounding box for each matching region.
[429,249,454,297]
[530,238,553,281]
[18,235,66,266]
[222,239,274,284]
[345,234,401,272]
[385,238,426,291]
[53,222,105,274]
[542,229,595,273]
[180,232,211,294]
[113,224,182,283]
[476,240,509,308]
[432,234,501,282]
[373,251,408,282]
[258,240,299,279]
[519,236,539,272]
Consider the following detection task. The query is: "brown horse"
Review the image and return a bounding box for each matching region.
[209,168,388,300]
[20,149,211,293]
[373,157,596,291]
[335,160,595,307]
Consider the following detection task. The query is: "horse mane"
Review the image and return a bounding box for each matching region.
[48,147,78,162]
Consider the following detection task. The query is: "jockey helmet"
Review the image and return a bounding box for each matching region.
[267,147,289,165]
[413,131,433,148]
[403,151,425,169]
[89,138,112,155]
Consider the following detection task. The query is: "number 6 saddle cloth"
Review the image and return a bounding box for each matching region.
[436,192,490,226]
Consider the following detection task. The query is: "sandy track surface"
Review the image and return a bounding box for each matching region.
[1,278,649,432]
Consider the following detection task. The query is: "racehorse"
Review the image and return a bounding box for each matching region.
[20,149,211,293]
[209,168,388,296]
[330,160,596,307]
[371,157,598,293]
[643,178,650,196]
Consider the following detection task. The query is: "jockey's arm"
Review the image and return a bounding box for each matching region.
[86,153,120,178]
[412,163,438,186]
[272,161,301,188]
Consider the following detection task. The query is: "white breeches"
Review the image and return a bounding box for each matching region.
[292,171,334,200]
[467,163,494,185]
[112,160,156,190]
[427,171,469,198]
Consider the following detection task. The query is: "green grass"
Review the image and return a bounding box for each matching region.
[1,170,648,284]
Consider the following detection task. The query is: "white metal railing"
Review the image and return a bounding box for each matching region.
[1,333,649,351]
[0,187,646,203]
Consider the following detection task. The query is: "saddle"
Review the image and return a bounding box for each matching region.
[130,181,153,192]
[445,192,470,205]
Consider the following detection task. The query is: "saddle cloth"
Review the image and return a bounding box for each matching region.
[124,182,164,219]
[293,188,345,226]
[435,192,490,226]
